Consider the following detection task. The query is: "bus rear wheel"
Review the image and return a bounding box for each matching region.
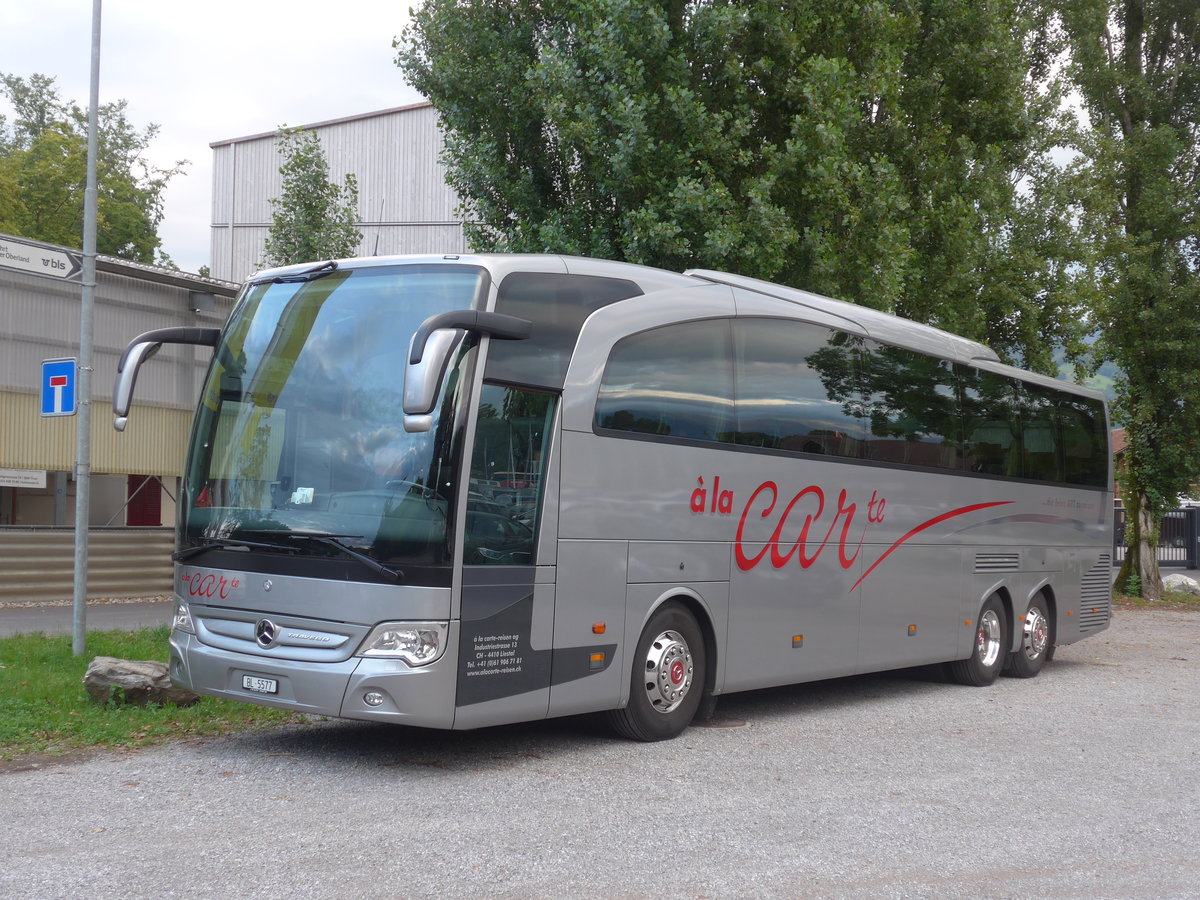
[1004,593,1052,678]
[606,602,705,742]
[947,594,1008,687]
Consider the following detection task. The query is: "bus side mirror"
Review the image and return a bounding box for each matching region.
[403,310,532,433]
[113,326,220,432]
[403,328,465,433]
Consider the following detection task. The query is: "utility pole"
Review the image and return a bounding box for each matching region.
[73,0,102,656]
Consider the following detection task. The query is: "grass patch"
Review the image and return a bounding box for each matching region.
[0,627,301,760]
[1114,590,1200,612]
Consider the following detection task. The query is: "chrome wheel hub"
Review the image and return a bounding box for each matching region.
[643,629,693,714]
[1022,606,1049,659]
[976,609,1002,668]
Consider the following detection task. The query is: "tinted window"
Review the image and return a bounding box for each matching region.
[593,317,1108,488]
[487,273,643,388]
[860,341,961,468]
[1058,394,1109,487]
[466,385,555,565]
[1018,383,1065,482]
[960,368,1021,477]
[733,319,867,457]
[595,320,734,441]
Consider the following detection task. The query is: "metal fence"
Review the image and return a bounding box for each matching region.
[1113,507,1199,568]
[0,527,174,606]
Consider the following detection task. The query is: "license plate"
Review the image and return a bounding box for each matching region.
[241,674,278,694]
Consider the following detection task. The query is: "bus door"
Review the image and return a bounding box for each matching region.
[453,382,559,729]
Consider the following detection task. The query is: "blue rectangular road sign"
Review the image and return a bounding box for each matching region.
[41,358,77,417]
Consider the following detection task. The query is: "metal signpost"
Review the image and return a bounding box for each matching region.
[72,0,103,656]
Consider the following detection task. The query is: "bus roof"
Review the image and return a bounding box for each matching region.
[683,268,1001,365]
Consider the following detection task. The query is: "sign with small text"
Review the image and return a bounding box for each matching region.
[0,236,83,281]
[0,468,47,489]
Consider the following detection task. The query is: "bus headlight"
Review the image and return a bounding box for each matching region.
[172,601,196,635]
[356,622,449,666]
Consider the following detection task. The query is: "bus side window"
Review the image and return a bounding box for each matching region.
[859,341,961,469]
[595,320,734,443]
[733,319,867,459]
[1059,395,1109,487]
[1019,383,1065,483]
[960,368,1021,477]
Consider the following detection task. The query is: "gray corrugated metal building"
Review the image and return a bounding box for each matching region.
[0,232,238,528]
[209,102,467,284]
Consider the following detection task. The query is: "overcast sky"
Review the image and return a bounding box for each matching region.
[2,0,426,274]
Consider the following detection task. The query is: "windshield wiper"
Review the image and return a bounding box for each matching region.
[172,536,301,563]
[257,530,405,584]
[172,530,404,583]
[268,260,339,284]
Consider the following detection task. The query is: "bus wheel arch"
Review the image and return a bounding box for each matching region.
[671,592,719,720]
[947,592,1009,687]
[606,595,712,741]
[1004,589,1055,678]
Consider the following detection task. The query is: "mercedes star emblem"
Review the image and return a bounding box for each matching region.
[255,618,280,649]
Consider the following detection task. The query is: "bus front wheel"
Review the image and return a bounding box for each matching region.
[606,602,705,742]
[947,595,1008,687]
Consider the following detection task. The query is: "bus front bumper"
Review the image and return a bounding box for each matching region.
[169,629,459,729]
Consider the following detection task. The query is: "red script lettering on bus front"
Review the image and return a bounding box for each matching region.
[692,475,1012,591]
[181,570,240,601]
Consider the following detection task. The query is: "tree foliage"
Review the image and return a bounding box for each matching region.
[0,73,184,264]
[1058,0,1200,598]
[261,128,361,268]
[398,0,1085,370]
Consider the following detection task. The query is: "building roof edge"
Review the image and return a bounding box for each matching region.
[209,100,436,148]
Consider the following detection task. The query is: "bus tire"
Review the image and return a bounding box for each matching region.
[606,602,705,742]
[947,594,1008,687]
[1004,593,1052,678]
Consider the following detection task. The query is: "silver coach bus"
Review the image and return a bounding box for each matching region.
[114,255,1112,741]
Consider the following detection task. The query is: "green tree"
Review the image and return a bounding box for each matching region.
[0,72,184,264]
[397,0,1084,369]
[261,128,361,268]
[1059,0,1200,599]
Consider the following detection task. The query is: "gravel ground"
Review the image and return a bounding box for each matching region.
[2,608,1197,900]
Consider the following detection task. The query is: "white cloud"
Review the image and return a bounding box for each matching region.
[2,0,424,274]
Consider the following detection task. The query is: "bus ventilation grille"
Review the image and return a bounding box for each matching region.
[1079,555,1112,632]
[974,552,1020,572]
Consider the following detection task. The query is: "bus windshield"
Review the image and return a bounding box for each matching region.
[180,264,485,574]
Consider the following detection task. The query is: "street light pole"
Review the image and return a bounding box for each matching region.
[73,0,102,656]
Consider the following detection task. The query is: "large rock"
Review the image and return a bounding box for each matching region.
[1162,573,1200,597]
[83,656,200,707]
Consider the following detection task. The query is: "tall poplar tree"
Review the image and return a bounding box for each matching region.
[261,128,361,268]
[1059,0,1200,598]
[397,0,1084,369]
